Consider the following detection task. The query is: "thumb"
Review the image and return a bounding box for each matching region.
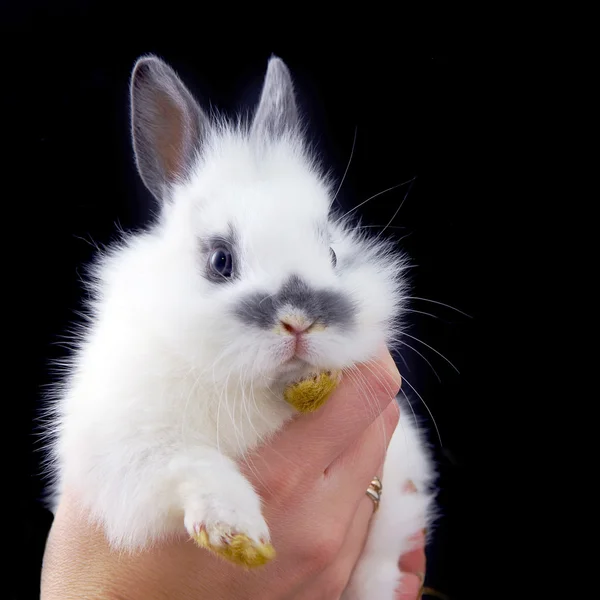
[395,572,422,599]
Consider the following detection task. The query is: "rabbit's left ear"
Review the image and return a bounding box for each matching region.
[250,56,299,141]
[130,55,210,202]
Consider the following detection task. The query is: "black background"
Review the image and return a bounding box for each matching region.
[3,4,510,599]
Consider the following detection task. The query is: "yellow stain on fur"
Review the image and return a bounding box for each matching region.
[284,370,341,413]
[192,529,275,568]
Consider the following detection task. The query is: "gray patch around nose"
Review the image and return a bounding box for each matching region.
[233,275,355,330]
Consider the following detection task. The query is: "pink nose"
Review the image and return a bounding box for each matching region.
[280,317,314,334]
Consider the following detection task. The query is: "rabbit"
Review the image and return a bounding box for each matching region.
[45,54,436,598]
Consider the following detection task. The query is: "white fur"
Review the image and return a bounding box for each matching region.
[46,121,434,596]
[343,399,435,598]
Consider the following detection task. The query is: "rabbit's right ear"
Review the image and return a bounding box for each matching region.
[130,55,209,202]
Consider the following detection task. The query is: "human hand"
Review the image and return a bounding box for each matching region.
[41,346,415,599]
[396,527,427,600]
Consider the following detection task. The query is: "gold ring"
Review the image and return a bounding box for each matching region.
[366,476,383,512]
[370,476,383,492]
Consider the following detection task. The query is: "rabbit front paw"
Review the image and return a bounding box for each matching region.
[184,491,274,568]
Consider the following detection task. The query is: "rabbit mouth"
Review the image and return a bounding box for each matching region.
[279,355,308,370]
[274,356,313,382]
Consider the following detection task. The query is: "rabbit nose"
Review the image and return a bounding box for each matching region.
[280,315,315,334]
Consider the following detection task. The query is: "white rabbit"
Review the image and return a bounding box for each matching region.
[45,54,435,598]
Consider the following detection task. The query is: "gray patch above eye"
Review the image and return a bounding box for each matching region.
[233,274,355,330]
[199,227,238,256]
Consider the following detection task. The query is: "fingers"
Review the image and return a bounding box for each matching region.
[302,467,383,598]
[325,399,399,484]
[398,531,426,575]
[265,345,401,471]
[305,401,397,546]
[395,573,422,600]
[397,530,426,600]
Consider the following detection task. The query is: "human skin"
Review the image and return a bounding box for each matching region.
[41,347,426,599]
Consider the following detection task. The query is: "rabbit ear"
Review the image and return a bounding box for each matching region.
[250,56,299,141]
[130,55,209,202]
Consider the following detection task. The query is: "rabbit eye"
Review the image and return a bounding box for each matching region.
[209,247,233,279]
[329,247,337,267]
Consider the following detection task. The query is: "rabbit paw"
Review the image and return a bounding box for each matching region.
[284,370,341,413]
[190,523,275,567]
[185,497,274,568]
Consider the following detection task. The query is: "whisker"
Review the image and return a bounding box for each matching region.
[238,369,264,486]
[332,126,358,205]
[180,366,204,442]
[402,308,440,320]
[361,359,411,461]
[348,225,407,232]
[362,357,402,397]
[217,364,235,455]
[399,388,419,430]
[398,340,442,382]
[247,372,278,496]
[344,365,390,452]
[235,367,256,476]
[222,368,245,458]
[401,331,460,374]
[344,366,379,423]
[332,176,417,226]
[73,233,101,252]
[257,291,278,307]
[405,296,472,319]
[376,176,417,240]
[210,346,238,455]
[397,388,419,471]
[401,374,443,448]
[395,350,411,373]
